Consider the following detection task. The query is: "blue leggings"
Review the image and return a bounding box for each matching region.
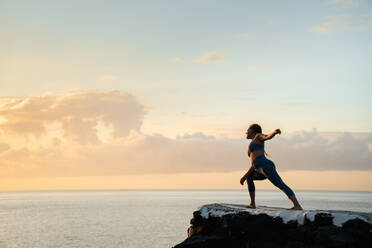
[246,156,294,198]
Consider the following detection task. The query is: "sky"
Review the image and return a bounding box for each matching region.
[0,0,371,191]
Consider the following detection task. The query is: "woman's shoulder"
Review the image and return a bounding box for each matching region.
[252,133,265,144]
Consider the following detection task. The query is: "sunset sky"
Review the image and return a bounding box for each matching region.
[0,0,371,191]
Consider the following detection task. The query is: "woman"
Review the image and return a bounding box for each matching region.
[240,124,303,210]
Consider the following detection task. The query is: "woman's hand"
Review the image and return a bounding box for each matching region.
[275,129,281,135]
[240,176,246,186]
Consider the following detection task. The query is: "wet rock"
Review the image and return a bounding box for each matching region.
[173,203,372,248]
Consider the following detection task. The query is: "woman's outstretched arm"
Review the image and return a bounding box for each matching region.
[257,129,281,141]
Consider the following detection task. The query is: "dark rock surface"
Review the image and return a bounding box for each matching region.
[173,203,372,248]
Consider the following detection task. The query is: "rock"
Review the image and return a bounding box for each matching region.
[173,203,372,248]
[173,235,231,248]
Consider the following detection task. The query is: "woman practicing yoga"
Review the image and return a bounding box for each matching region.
[240,124,303,210]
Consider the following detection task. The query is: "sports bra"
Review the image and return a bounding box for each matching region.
[248,141,264,157]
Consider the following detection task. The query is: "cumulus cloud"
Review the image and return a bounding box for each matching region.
[0,91,371,178]
[311,14,372,34]
[0,130,245,177]
[269,129,372,171]
[192,51,227,64]
[0,90,146,143]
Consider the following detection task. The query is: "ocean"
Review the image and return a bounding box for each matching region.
[0,189,371,248]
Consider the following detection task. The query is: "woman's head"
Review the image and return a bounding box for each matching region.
[246,123,262,139]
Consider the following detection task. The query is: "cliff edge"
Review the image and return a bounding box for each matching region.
[173,203,372,248]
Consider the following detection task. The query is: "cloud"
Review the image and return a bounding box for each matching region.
[0,91,371,178]
[174,57,184,63]
[192,51,227,64]
[177,132,216,141]
[326,0,361,8]
[248,66,269,71]
[311,14,372,34]
[0,143,9,153]
[269,128,372,171]
[0,130,246,177]
[0,90,146,143]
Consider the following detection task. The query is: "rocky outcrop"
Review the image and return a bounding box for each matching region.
[173,203,372,248]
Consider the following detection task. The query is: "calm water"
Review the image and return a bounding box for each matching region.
[0,189,371,248]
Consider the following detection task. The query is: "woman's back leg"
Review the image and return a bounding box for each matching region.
[261,162,294,198]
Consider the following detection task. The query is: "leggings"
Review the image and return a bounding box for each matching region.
[246,156,295,198]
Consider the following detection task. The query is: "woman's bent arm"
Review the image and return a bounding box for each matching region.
[241,165,255,182]
[258,129,281,141]
[240,166,255,185]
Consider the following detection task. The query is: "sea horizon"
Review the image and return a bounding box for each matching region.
[1,188,371,247]
[1,188,371,193]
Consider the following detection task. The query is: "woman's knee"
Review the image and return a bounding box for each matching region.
[267,173,291,194]
[246,176,252,183]
[264,167,283,185]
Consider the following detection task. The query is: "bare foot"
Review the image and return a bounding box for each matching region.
[288,206,303,210]
[246,203,256,209]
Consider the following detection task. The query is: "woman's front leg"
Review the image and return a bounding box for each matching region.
[246,177,256,208]
[248,190,256,208]
[246,170,267,208]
